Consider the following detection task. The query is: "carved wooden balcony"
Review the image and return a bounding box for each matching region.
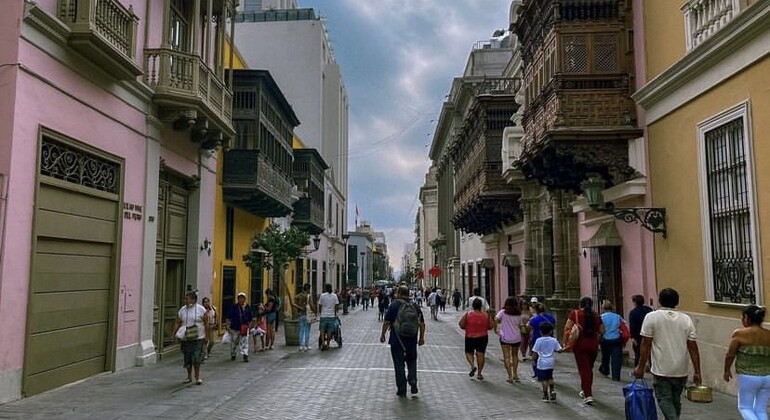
[144,48,234,146]
[292,149,327,235]
[450,89,522,235]
[57,0,141,79]
[223,149,294,217]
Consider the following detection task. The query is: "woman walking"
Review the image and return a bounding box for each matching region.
[227,292,253,362]
[599,300,624,381]
[519,301,531,361]
[724,305,770,420]
[564,296,603,405]
[173,291,209,385]
[264,289,278,350]
[495,296,523,382]
[460,298,495,381]
[201,297,217,359]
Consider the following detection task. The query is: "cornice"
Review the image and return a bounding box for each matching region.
[633,2,770,123]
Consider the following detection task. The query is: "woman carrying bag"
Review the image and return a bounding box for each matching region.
[459,298,496,381]
[564,296,604,405]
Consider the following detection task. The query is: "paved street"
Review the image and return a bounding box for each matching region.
[0,305,741,420]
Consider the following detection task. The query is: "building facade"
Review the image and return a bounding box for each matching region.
[418,167,439,288]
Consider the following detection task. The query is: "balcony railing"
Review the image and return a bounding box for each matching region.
[57,0,140,79]
[292,197,325,235]
[144,48,233,127]
[683,0,744,50]
[223,149,294,217]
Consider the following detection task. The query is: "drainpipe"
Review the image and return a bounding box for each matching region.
[0,173,7,262]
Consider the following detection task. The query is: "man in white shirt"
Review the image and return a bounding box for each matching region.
[634,288,702,420]
[318,283,340,350]
[468,287,490,311]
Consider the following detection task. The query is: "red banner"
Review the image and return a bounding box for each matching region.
[429,265,442,278]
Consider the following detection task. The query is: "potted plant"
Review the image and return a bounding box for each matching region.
[247,222,310,347]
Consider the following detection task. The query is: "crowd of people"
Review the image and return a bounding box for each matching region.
[172,285,768,420]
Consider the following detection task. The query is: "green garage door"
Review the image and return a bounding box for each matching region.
[24,181,118,396]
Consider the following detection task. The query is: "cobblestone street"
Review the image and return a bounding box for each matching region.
[0,305,740,420]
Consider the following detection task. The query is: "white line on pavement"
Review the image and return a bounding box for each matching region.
[283,367,468,375]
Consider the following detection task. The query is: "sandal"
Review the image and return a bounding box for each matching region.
[476,374,484,381]
[469,367,477,377]
[506,378,514,384]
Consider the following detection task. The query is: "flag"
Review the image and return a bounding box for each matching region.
[355,203,360,227]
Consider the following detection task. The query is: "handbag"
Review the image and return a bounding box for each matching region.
[623,379,658,420]
[563,311,581,349]
[239,305,249,336]
[182,306,200,340]
[620,319,630,344]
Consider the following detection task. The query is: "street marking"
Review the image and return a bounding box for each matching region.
[283,367,469,375]
[339,342,465,350]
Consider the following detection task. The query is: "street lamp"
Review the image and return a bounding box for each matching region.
[360,251,366,289]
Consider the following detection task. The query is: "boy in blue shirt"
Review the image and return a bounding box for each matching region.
[532,322,562,402]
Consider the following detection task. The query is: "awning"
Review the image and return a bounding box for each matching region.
[481,258,496,269]
[502,253,521,268]
[581,221,623,248]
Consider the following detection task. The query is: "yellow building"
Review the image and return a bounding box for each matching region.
[634,0,769,394]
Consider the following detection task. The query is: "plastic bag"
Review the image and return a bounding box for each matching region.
[623,379,658,420]
[221,331,232,344]
[175,326,186,340]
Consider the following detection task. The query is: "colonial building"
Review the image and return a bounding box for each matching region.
[418,167,439,288]
[633,0,769,394]
[0,0,237,400]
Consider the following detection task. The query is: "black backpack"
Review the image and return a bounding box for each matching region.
[394,300,419,337]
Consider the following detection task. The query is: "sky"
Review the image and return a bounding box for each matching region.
[300,0,513,274]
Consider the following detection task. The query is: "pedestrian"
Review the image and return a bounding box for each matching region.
[599,300,624,381]
[428,288,439,320]
[370,286,376,307]
[342,287,350,314]
[532,322,562,402]
[227,292,253,362]
[251,304,267,352]
[634,288,702,420]
[318,283,340,350]
[172,291,209,385]
[201,297,217,359]
[416,289,423,307]
[378,292,390,321]
[380,286,426,397]
[564,296,603,405]
[468,287,490,311]
[629,294,653,368]
[495,296,523,383]
[459,298,495,381]
[452,289,462,311]
[528,302,556,377]
[263,289,278,350]
[723,305,770,420]
[519,302,531,361]
[362,287,370,311]
[439,289,447,312]
[291,283,315,352]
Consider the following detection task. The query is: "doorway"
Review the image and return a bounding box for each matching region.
[590,247,623,315]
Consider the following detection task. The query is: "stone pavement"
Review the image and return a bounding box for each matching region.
[0,304,742,420]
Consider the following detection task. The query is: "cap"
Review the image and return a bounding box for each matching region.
[237,292,246,298]
[530,297,539,303]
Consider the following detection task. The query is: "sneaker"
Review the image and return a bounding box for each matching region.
[243,355,249,363]
[541,395,550,402]
[583,396,594,405]
[550,392,556,402]
[410,383,418,395]
[231,355,236,361]
[579,390,585,398]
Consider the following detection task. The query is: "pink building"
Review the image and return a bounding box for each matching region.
[0,0,235,401]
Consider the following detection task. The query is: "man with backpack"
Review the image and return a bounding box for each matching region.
[380,286,426,398]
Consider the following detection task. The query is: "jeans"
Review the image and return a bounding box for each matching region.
[573,338,599,397]
[298,315,310,348]
[390,342,417,395]
[599,338,623,380]
[738,373,770,420]
[653,375,687,420]
[363,298,369,310]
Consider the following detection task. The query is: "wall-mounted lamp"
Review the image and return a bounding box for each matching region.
[200,238,212,256]
[312,235,321,251]
[580,174,667,237]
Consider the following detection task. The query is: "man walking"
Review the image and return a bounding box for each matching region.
[628,294,653,367]
[318,284,340,350]
[468,287,490,311]
[634,288,702,420]
[380,286,426,398]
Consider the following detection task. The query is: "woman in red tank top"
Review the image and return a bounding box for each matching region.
[459,298,495,380]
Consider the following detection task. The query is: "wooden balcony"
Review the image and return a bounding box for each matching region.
[144,48,234,145]
[222,149,294,217]
[291,149,327,235]
[57,0,141,79]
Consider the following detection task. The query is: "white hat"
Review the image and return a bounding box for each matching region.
[530,297,539,303]
[237,292,246,298]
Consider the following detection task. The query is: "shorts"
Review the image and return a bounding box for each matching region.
[500,340,521,348]
[536,368,554,382]
[265,312,277,326]
[180,339,204,367]
[465,336,489,354]
[320,317,338,333]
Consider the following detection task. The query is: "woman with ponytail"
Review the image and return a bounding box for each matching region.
[564,296,604,405]
[724,305,770,420]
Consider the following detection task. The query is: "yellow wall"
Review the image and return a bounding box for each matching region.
[648,58,770,317]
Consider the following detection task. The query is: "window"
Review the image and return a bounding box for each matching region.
[169,0,191,51]
[699,103,758,304]
[225,206,234,260]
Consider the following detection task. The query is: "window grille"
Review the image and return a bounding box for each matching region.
[704,117,755,304]
[594,34,618,72]
[40,137,119,194]
[563,34,588,73]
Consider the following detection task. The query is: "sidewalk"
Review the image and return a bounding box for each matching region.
[0,304,743,420]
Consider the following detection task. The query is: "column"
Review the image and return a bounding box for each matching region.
[552,190,566,298]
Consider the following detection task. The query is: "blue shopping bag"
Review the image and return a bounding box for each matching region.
[623,379,658,420]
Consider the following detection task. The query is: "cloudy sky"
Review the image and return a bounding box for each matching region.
[301,0,513,272]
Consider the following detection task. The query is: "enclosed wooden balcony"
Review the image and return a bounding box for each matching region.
[222,149,294,217]
[449,82,522,235]
[143,48,234,146]
[57,0,141,80]
[292,149,327,235]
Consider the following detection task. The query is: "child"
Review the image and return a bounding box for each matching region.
[531,322,562,402]
[251,304,267,352]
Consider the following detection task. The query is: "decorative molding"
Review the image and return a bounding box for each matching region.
[633,1,770,124]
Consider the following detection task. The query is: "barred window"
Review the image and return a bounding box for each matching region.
[702,107,757,304]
